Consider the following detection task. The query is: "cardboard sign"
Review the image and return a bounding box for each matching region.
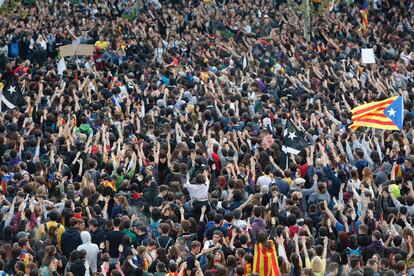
[59,44,95,57]
[361,48,375,64]
[57,57,67,75]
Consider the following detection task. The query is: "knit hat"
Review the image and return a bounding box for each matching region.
[389,184,400,198]
[78,124,93,136]
[156,99,165,107]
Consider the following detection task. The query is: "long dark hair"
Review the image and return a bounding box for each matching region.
[290,253,302,276]
[204,253,215,270]
[42,245,57,266]
[156,248,168,266]
[2,225,13,244]
[256,231,272,250]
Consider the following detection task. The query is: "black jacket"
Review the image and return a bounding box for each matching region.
[143,181,159,206]
[91,227,106,246]
[136,233,150,246]
[357,234,372,247]
[363,240,385,262]
[61,227,82,258]
[70,260,87,276]
[5,258,17,275]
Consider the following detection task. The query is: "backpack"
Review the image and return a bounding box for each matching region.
[156,236,173,249]
[346,247,362,257]
[40,222,62,241]
[199,240,214,266]
[9,41,19,58]
[148,218,162,239]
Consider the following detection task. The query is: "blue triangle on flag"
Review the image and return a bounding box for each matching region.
[383,96,403,130]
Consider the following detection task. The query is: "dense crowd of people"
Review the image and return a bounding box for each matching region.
[0,0,413,275]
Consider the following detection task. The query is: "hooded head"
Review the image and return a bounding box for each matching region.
[81,231,92,244]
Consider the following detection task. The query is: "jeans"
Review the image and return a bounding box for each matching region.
[192,200,210,221]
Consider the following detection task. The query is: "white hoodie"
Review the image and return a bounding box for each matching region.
[77,231,99,273]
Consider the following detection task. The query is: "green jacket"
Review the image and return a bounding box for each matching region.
[123,229,138,246]
[112,166,135,189]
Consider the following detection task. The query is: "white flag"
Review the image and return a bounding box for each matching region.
[242,56,247,70]
[57,57,67,75]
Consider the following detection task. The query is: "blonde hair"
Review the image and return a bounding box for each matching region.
[311,256,323,273]
[118,196,129,211]
[36,185,47,198]
[138,246,146,256]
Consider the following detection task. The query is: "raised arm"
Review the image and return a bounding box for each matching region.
[294,234,303,267]
[322,236,328,260]
[269,156,284,175]
[276,236,290,266]
[323,200,338,225]
[384,229,397,247]
[408,236,414,257]
[302,237,310,268]
[102,196,110,220]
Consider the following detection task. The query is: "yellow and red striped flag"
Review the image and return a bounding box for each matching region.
[243,263,252,276]
[253,241,280,276]
[361,0,368,33]
[350,96,403,130]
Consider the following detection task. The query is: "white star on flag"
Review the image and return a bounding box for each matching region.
[387,108,396,117]
[8,86,16,94]
[288,131,297,141]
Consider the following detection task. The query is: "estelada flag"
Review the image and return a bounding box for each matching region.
[0,73,24,112]
[253,240,280,276]
[1,178,7,195]
[350,96,403,130]
[361,0,368,33]
[101,180,116,192]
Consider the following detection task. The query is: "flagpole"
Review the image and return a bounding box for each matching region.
[285,153,289,171]
[400,96,404,134]
[303,0,311,41]
[284,119,288,170]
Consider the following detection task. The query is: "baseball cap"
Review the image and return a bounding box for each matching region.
[293,178,306,186]
[16,231,30,240]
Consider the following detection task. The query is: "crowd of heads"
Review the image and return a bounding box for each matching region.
[0,0,413,275]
